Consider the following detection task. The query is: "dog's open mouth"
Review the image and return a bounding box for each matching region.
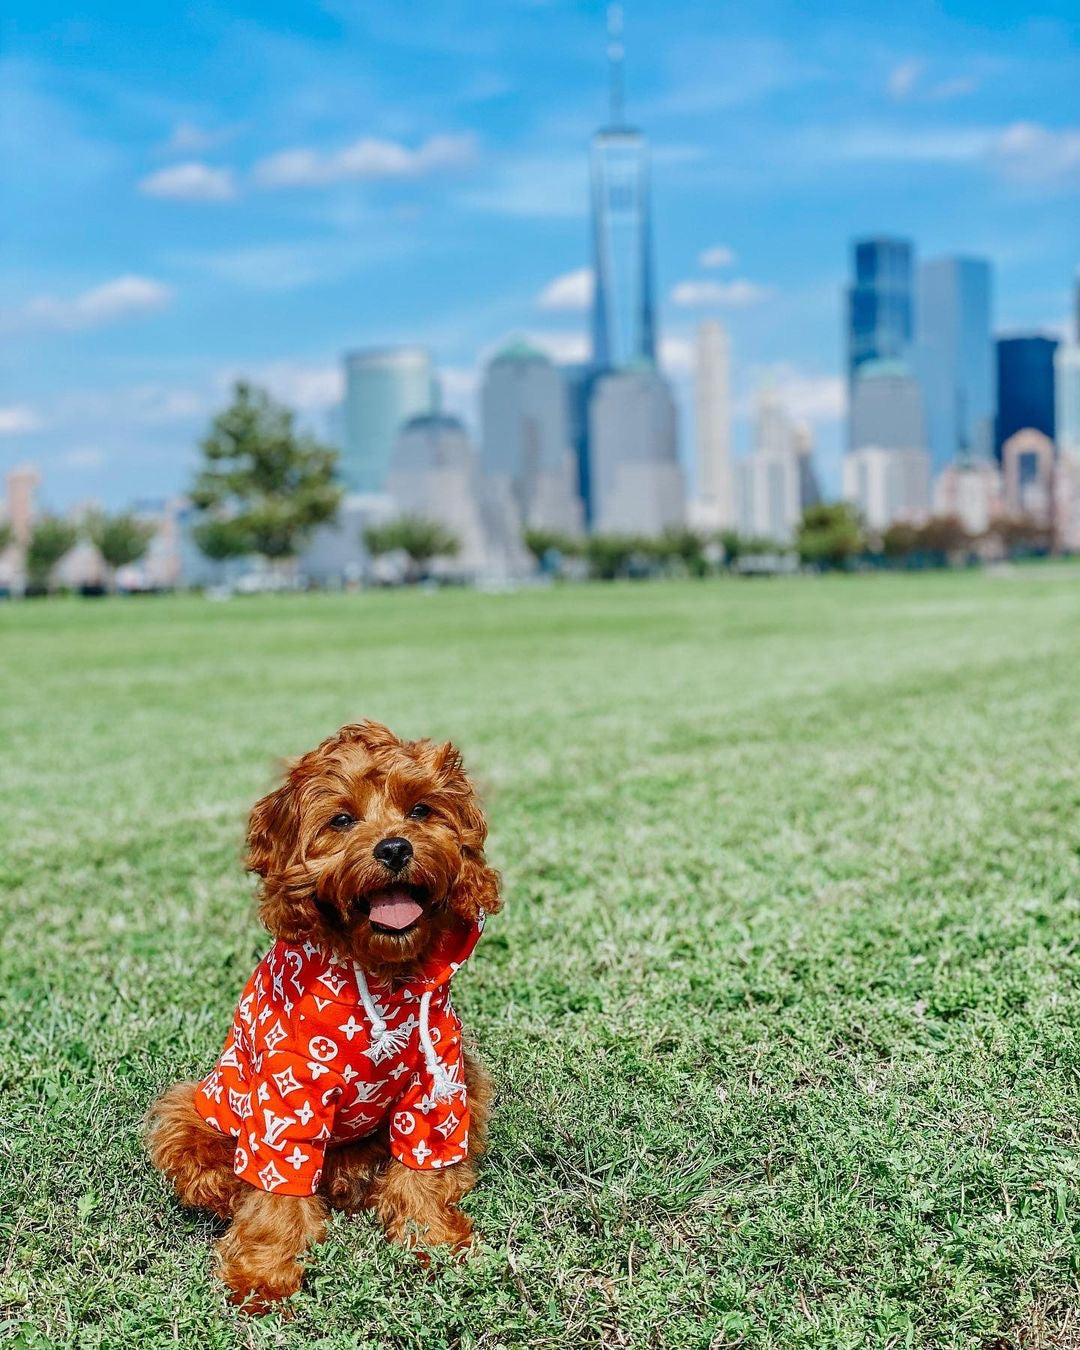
[360,885,428,935]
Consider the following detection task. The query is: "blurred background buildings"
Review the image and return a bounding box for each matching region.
[2,3,1078,589]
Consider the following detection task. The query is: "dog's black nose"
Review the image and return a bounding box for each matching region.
[373,836,413,872]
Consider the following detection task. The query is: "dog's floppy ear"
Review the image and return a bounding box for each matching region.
[435,740,504,918]
[245,767,299,877]
[452,850,503,919]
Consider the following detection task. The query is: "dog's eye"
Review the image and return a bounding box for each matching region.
[328,813,356,832]
[407,803,432,821]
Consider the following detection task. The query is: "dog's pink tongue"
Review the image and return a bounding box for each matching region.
[368,889,423,931]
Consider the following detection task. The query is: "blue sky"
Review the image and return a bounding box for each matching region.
[2,0,1078,508]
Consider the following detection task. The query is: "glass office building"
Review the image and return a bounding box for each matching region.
[341,347,434,494]
[590,127,656,371]
[589,7,655,372]
[847,237,914,381]
[917,257,995,470]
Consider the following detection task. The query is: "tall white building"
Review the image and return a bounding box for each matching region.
[1055,342,1080,456]
[1055,342,1080,552]
[387,413,530,579]
[734,389,816,544]
[588,365,684,535]
[480,340,583,536]
[692,320,734,529]
[843,446,931,530]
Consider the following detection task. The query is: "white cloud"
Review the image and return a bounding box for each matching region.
[57,384,206,425]
[659,334,695,376]
[460,151,587,219]
[828,126,992,164]
[163,121,230,154]
[537,267,594,311]
[826,120,1079,185]
[216,361,344,412]
[139,161,236,202]
[17,276,174,332]
[886,59,923,100]
[253,133,476,189]
[992,121,1080,183]
[439,366,479,400]
[747,367,846,422]
[670,278,772,308]
[0,404,42,434]
[61,446,106,469]
[699,245,735,269]
[437,365,480,425]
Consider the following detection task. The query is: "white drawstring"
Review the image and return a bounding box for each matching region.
[419,989,463,1103]
[354,967,387,1036]
[356,965,461,1102]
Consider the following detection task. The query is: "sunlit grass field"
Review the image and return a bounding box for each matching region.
[2,571,1079,1349]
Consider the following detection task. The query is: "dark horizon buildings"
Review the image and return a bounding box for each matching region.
[996,334,1059,457]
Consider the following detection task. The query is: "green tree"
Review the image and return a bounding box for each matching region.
[191,517,251,568]
[654,527,708,576]
[881,521,921,564]
[191,382,342,570]
[717,529,742,567]
[26,517,78,592]
[363,516,461,582]
[917,514,970,564]
[0,521,13,555]
[86,512,155,589]
[522,527,583,567]
[796,502,864,570]
[584,533,656,581]
[991,515,1051,559]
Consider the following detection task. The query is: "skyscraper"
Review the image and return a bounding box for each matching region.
[849,360,926,452]
[589,5,656,371]
[341,347,434,494]
[693,320,734,529]
[386,413,490,574]
[847,237,914,383]
[561,362,598,525]
[917,256,994,470]
[995,335,1058,455]
[480,341,584,536]
[1056,337,1080,456]
[588,365,683,534]
[843,447,931,530]
[735,390,816,544]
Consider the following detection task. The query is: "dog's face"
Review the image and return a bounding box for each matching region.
[246,722,500,975]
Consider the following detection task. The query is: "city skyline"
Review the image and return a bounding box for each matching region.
[3,0,1078,511]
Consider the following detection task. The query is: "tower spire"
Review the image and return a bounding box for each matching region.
[606,4,625,127]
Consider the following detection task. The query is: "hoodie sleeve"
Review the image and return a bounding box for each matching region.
[389,1007,470,1170]
[232,1050,345,1196]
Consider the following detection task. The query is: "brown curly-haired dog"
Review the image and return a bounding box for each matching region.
[146,721,501,1312]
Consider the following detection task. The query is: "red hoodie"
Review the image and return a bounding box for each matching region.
[194,915,484,1196]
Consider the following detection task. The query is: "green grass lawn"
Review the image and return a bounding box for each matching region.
[2,572,1079,1349]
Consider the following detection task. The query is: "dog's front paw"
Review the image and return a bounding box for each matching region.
[386,1205,475,1255]
[217,1244,304,1316]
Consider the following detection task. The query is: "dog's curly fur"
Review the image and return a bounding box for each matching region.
[146,721,501,1311]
